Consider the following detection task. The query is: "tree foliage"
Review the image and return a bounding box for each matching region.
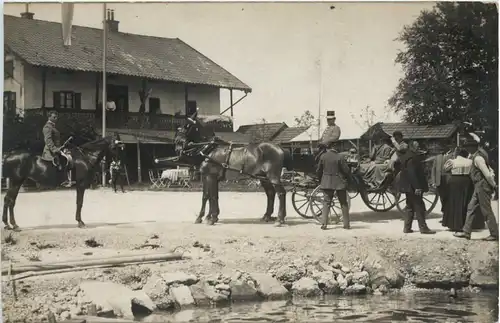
[350,105,379,131]
[389,2,498,141]
[294,110,319,143]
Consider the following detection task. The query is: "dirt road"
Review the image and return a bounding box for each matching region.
[3,189,497,241]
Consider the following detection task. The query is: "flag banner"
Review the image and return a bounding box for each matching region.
[61,3,74,46]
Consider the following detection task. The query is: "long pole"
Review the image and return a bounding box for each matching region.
[101,3,107,187]
[317,58,322,140]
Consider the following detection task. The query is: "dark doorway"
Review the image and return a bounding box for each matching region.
[107,84,129,127]
[186,100,197,116]
[149,97,160,115]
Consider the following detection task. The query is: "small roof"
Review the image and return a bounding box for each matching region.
[361,122,459,140]
[272,126,309,143]
[289,124,364,142]
[236,122,288,142]
[215,131,251,144]
[4,15,251,92]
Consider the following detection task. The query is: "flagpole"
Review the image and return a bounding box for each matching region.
[101,3,107,187]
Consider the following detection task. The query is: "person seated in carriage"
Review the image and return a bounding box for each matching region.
[42,110,72,187]
[358,137,395,189]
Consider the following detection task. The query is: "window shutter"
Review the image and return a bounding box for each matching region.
[74,93,81,110]
[53,92,61,109]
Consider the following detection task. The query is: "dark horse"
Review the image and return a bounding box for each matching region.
[2,135,124,230]
[172,112,292,226]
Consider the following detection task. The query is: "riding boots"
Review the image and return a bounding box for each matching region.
[404,210,435,234]
[341,206,350,229]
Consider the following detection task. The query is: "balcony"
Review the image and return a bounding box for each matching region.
[23,108,234,132]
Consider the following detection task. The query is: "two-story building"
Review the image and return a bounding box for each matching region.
[4,11,252,183]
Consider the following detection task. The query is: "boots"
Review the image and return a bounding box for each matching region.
[415,210,436,234]
[341,206,350,229]
[403,210,414,233]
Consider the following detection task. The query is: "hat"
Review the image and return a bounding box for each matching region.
[326,111,336,120]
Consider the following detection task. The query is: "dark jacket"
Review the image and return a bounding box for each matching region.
[316,148,350,190]
[42,120,61,161]
[398,150,429,193]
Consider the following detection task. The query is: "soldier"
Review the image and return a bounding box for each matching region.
[42,110,71,186]
[319,110,341,148]
[454,133,498,241]
[316,142,351,230]
[398,141,436,234]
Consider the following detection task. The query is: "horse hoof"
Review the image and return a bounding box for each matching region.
[4,225,12,231]
[78,222,86,229]
[12,225,21,232]
[206,220,215,226]
[195,218,203,224]
[274,221,284,227]
[261,216,271,222]
[212,217,219,223]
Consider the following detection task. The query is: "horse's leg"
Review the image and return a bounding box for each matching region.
[3,180,23,230]
[212,178,220,223]
[260,180,276,222]
[75,183,86,228]
[195,175,208,224]
[206,174,219,226]
[273,182,287,227]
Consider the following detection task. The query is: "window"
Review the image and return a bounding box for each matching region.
[186,100,197,116]
[149,97,160,114]
[53,91,81,109]
[3,91,16,116]
[4,61,13,79]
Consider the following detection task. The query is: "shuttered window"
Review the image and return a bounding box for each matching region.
[53,91,81,109]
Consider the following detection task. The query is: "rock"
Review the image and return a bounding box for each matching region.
[204,284,230,304]
[274,265,305,283]
[341,266,351,274]
[59,311,71,320]
[331,262,342,269]
[169,285,195,307]
[230,280,261,302]
[143,314,168,323]
[352,271,370,286]
[363,252,404,289]
[344,284,366,295]
[141,275,175,311]
[189,282,211,306]
[317,262,334,272]
[291,277,322,297]
[250,273,290,300]
[336,273,348,290]
[161,272,199,286]
[312,271,340,295]
[79,281,155,319]
[469,248,499,289]
[215,283,230,291]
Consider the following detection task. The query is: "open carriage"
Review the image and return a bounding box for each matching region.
[285,148,439,223]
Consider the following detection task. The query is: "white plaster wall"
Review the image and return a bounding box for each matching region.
[23,65,221,115]
[4,55,25,116]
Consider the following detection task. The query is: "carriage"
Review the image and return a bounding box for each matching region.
[283,147,440,224]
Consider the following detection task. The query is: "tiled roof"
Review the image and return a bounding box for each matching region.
[4,15,251,92]
[96,128,175,144]
[361,122,459,140]
[272,126,309,143]
[215,132,251,144]
[236,122,288,142]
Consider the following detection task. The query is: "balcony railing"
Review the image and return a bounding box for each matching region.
[23,108,233,132]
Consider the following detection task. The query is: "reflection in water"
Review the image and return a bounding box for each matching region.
[141,290,499,323]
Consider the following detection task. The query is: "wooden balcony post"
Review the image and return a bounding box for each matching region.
[41,68,47,109]
[230,89,234,117]
[136,138,142,183]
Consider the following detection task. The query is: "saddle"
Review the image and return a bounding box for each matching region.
[53,149,74,170]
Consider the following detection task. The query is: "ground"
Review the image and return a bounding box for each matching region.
[1,189,498,322]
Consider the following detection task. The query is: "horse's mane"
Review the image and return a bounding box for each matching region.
[79,136,111,150]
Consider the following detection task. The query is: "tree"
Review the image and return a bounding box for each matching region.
[350,105,378,130]
[388,2,498,142]
[294,110,319,151]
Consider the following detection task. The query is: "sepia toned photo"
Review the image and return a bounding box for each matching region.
[1,1,498,322]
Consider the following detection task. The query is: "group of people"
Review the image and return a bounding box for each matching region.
[314,111,497,241]
[42,110,126,193]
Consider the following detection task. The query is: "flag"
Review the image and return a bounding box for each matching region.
[61,3,74,46]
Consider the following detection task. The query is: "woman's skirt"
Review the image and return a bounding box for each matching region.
[442,175,484,231]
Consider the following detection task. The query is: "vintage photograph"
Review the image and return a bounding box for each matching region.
[1,1,499,322]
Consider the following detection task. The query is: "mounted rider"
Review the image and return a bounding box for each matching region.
[42,110,72,186]
[316,111,341,163]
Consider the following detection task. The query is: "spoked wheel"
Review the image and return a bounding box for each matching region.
[396,190,440,216]
[361,189,397,212]
[348,190,359,199]
[291,186,316,219]
[309,186,352,224]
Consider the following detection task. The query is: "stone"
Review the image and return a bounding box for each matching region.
[343,283,366,295]
[215,283,230,291]
[250,273,290,300]
[141,275,175,311]
[317,262,334,272]
[170,285,195,307]
[291,277,322,297]
[274,265,305,283]
[336,273,348,290]
[363,252,404,289]
[230,280,261,302]
[331,262,343,269]
[204,284,230,304]
[352,271,370,286]
[313,271,340,295]
[189,282,211,307]
[469,248,499,289]
[161,272,199,286]
[59,311,71,320]
[79,281,155,319]
[341,266,351,274]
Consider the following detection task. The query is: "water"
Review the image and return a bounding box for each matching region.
[140,291,499,323]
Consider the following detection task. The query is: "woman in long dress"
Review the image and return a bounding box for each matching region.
[441,148,485,232]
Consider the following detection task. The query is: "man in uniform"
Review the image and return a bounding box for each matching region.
[398,140,436,234]
[316,142,351,230]
[454,133,498,241]
[42,110,71,186]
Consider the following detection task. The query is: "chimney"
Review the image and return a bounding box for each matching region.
[21,3,34,19]
[106,9,119,32]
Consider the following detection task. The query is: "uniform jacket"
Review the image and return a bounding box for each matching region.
[316,148,351,190]
[320,125,341,147]
[42,120,61,161]
[398,150,429,193]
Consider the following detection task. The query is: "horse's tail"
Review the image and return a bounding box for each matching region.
[282,147,293,171]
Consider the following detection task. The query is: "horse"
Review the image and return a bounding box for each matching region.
[1,135,125,230]
[172,111,292,226]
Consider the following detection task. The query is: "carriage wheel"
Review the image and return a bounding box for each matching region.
[348,190,359,199]
[291,187,316,219]
[396,189,440,216]
[309,186,352,224]
[361,190,397,212]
